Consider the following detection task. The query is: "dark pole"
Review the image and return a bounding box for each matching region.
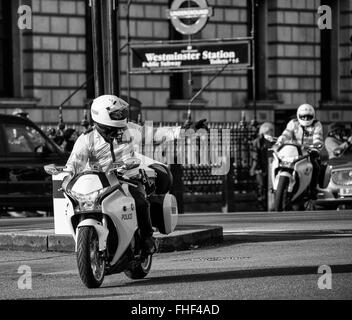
[186,0,192,124]
[91,0,104,96]
[251,0,257,123]
[126,0,132,118]
[107,0,120,95]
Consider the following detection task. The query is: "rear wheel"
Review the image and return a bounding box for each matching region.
[304,199,316,211]
[77,226,105,288]
[274,176,290,212]
[124,254,152,280]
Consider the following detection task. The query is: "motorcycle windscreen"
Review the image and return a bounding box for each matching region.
[71,173,108,195]
[277,145,300,162]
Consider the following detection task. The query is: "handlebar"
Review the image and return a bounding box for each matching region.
[116,174,139,187]
[44,164,70,176]
[270,143,321,153]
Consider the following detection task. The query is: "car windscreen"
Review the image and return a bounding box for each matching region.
[3,122,55,154]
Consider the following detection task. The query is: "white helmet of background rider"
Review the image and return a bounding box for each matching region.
[91,95,129,141]
[297,103,315,127]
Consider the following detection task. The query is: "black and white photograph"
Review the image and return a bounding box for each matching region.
[0,0,352,306]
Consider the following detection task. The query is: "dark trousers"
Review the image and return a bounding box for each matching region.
[255,172,268,210]
[128,183,154,239]
[310,155,321,192]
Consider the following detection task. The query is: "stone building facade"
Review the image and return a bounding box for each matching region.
[0,0,87,126]
[0,0,351,132]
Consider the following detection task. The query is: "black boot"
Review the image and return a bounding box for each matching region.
[142,236,158,255]
[310,188,318,200]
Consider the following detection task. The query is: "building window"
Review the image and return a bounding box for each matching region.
[0,0,13,97]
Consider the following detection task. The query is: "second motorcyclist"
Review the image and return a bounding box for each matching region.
[273,104,324,199]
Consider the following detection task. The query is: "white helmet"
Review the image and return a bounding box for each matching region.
[91,95,129,128]
[259,122,274,136]
[297,104,315,127]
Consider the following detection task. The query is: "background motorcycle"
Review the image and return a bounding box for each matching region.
[270,141,330,212]
[44,158,178,288]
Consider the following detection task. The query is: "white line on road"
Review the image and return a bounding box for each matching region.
[42,269,78,275]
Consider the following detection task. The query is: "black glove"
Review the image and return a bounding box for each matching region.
[181,119,208,131]
[195,119,208,130]
[139,169,155,194]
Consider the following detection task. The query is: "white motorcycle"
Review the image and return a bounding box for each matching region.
[44,158,178,288]
[270,141,331,212]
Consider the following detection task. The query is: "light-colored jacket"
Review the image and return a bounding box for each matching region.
[66,123,181,174]
[277,119,324,151]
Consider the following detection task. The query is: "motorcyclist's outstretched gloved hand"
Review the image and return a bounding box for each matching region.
[194,119,208,130]
[181,119,208,131]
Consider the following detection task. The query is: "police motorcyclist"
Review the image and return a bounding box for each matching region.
[273,104,324,199]
[325,123,352,159]
[65,95,158,255]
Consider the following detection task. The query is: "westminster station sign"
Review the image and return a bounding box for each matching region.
[131,40,251,73]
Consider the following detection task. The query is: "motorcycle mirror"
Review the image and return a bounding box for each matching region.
[264,135,277,143]
[44,164,61,175]
[112,157,141,173]
[123,157,141,170]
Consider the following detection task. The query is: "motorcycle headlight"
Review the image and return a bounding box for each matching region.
[279,155,298,163]
[280,161,293,168]
[70,188,108,211]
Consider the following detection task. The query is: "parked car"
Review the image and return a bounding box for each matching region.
[0,114,69,215]
[316,151,352,210]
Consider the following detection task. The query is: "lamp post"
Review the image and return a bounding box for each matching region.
[107,0,120,95]
[90,0,105,96]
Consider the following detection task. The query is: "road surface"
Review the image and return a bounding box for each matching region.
[0,237,351,300]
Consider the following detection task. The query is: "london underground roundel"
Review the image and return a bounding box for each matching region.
[166,0,213,35]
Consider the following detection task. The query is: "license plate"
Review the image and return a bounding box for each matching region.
[339,188,352,197]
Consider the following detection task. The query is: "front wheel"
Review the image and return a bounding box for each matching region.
[274,176,290,212]
[76,226,105,288]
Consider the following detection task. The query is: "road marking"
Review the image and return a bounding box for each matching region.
[42,269,78,275]
[223,229,352,237]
